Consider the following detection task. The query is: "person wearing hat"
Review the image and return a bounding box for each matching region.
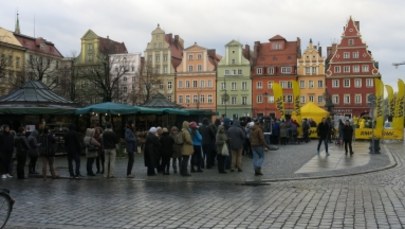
[144,127,160,176]
[159,127,174,175]
[124,121,137,178]
[250,120,270,176]
[189,121,203,173]
[180,121,194,176]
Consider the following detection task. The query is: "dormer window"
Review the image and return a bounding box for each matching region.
[281,67,292,74]
[256,67,263,75]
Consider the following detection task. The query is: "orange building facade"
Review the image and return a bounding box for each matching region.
[175,42,220,111]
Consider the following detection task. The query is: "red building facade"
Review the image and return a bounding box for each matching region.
[325,17,381,117]
[251,35,301,118]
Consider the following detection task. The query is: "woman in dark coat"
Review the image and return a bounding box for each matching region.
[144,127,160,176]
[160,127,174,175]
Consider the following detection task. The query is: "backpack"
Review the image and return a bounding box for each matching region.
[174,132,184,145]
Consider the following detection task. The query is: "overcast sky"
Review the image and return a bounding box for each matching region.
[1,0,404,90]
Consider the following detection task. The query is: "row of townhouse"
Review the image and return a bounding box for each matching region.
[1,16,380,120]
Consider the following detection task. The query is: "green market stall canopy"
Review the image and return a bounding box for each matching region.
[0,81,78,115]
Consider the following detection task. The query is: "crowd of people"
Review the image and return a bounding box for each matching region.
[0,115,355,180]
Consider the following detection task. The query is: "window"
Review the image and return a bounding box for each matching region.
[343,52,350,59]
[188,65,193,72]
[281,67,292,74]
[317,96,324,104]
[238,69,242,75]
[193,95,198,103]
[269,95,274,103]
[257,95,263,103]
[332,79,339,88]
[317,80,323,88]
[200,80,205,88]
[208,95,213,103]
[159,82,164,89]
[280,81,292,89]
[197,54,202,60]
[309,80,314,88]
[242,82,247,90]
[16,57,20,68]
[197,65,202,72]
[352,52,359,59]
[188,54,193,60]
[354,79,362,88]
[286,95,293,103]
[256,68,263,75]
[343,79,350,88]
[305,67,311,74]
[267,81,273,89]
[155,55,160,63]
[348,39,354,46]
[272,42,282,50]
[225,70,230,75]
[207,80,212,88]
[163,54,168,62]
[267,67,275,75]
[362,65,369,72]
[231,59,236,64]
[300,96,306,103]
[355,94,362,104]
[332,95,339,104]
[353,65,360,73]
[193,80,198,88]
[221,96,226,105]
[299,80,305,89]
[312,67,317,74]
[200,94,205,104]
[167,95,172,102]
[242,96,247,105]
[343,66,350,73]
[185,81,190,88]
[221,82,226,90]
[168,81,172,89]
[178,96,183,104]
[256,81,263,89]
[334,66,341,73]
[123,87,127,93]
[366,78,374,87]
[185,95,191,104]
[309,95,314,102]
[178,80,183,88]
[231,96,237,105]
[231,82,237,90]
[163,65,168,73]
[344,94,350,104]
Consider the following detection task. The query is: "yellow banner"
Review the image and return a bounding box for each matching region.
[355,128,403,140]
[374,79,384,138]
[292,80,302,136]
[272,82,285,119]
[385,85,395,118]
[392,79,405,130]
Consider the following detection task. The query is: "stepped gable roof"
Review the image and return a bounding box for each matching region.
[13,33,63,58]
[142,93,183,108]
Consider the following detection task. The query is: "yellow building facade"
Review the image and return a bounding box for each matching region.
[297,39,326,107]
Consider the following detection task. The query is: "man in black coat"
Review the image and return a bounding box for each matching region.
[0,125,15,178]
[199,118,217,169]
[342,120,354,156]
[316,117,330,156]
[64,124,83,178]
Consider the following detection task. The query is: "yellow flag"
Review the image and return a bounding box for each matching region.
[392,79,405,130]
[385,85,395,119]
[374,78,384,138]
[272,82,285,119]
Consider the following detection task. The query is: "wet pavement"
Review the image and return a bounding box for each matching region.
[2,140,404,228]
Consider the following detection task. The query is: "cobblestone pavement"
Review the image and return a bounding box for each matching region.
[2,140,405,228]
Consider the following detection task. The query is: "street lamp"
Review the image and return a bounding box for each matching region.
[368,94,380,154]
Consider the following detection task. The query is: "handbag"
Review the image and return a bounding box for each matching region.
[221,144,229,156]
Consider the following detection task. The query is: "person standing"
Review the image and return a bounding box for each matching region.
[190,122,203,173]
[180,121,194,176]
[64,124,83,178]
[144,127,160,176]
[343,120,354,156]
[302,118,310,143]
[250,121,270,176]
[102,123,119,178]
[215,124,228,174]
[83,128,100,176]
[27,128,40,175]
[227,120,246,172]
[199,118,216,169]
[124,121,137,178]
[94,125,104,174]
[38,127,58,179]
[0,125,15,178]
[170,126,182,174]
[160,127,174,175]
[316,117,330,156]
[15,127,30,179]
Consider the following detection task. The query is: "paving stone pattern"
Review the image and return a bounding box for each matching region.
[2,140,405,228]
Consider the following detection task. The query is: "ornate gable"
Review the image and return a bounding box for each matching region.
[81,29,99,40]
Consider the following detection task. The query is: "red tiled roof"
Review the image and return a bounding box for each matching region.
[165,34,183,69]
[98,37,127,54]
[14,33,63,58]
[255,40,299,66]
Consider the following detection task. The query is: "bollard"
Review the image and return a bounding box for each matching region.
[369,138,381,154]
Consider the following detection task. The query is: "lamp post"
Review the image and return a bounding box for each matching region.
[368,94,380,154]
[223,76,228,117]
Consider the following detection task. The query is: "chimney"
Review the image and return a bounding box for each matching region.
[318,44,322,57]
[174,35,179,46]
[243,44,250,61]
